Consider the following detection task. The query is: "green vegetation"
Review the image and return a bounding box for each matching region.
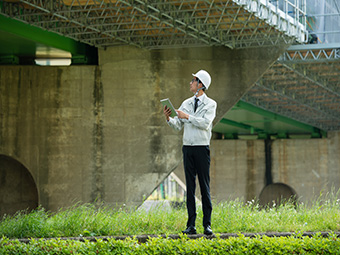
[1,233,340,254]
[1,194,340,239]
[1,194,340,254]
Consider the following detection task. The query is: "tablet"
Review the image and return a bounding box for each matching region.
[160,98,178,117]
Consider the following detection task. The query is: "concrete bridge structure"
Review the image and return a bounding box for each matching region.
[1,0,340,216]
[0,44,288,214]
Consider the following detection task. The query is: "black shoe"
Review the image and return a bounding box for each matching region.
[204,225,213,235]
[182,226,197,235]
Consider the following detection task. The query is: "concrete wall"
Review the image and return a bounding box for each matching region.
[0,45,287,213]
[271,132,340,202]
[175,132,340,204]
[98,45,286,208]
[0,155,38,215]
[210,140,266,202]
[174,139,266,203]
[0,66,99,211]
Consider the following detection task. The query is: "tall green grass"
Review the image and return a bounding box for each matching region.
[1,193,340,239]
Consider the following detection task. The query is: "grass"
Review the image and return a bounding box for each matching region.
[0,193,340,239]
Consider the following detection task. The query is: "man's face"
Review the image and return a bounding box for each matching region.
[190,77,200,93]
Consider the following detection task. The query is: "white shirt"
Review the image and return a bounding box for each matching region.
[167,94,217,146]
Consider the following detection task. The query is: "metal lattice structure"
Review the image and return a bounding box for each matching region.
[4,1,340,133]
[0,0,307,49]
[242,43,340,131]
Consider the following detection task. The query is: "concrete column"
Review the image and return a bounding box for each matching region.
[99,45,288,207]
[0,66,98,211]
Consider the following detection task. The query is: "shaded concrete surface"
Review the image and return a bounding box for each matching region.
[259,183,297,207]
[0,155,38,217]
[271,132,340,202]
[99,45,289,208]
[0,44,293,213]
[176,132,340,205]
[0,66,99,212]
[2,43,340,216]
[15,231,340,244]
[175,139,266,203]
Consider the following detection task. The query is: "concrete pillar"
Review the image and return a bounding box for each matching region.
[99,45,287,207]
[210,140,266,202]
[167,45,288,202]
[0,66,99,211]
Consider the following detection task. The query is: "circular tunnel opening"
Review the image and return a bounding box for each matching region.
[0,155,38,217]
[259,182,298,208]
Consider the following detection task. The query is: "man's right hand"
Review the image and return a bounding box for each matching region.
[163,106,172,121]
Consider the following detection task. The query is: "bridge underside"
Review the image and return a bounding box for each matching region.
[212,43,340,140]
[0,0,306,50]
[2,0,329,214]
[243,44,340,132]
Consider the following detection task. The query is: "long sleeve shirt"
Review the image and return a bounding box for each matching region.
[167,94,217,146]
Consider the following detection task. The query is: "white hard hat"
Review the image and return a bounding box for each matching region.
[192,70,211,89]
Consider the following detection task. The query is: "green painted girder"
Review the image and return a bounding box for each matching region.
[220,118,265,134]
[0,14,97,64]
[218,100,327,139]
[233,100,327,138]
[0,55,19,64]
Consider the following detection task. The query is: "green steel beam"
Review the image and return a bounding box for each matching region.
[277,133,288,139]
[220,118,265,134]
[224,133,239,139]
[235,100,327,137]
[0,14,97,63]
[219,118,271,139]
[257,133,269,139]
[0,55,19,64]
[218,100,327,139]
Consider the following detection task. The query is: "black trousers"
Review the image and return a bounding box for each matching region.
[182,145,212,228]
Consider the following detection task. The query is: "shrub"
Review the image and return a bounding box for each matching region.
[1,234,340,255]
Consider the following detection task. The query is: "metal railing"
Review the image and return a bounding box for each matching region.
[305,0,340,44]
[234,0,307,42]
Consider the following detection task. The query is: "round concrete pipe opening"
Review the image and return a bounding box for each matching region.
[0,155,38,217]
[259,183,297,208]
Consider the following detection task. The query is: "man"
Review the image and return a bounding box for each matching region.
[163,70,217,235]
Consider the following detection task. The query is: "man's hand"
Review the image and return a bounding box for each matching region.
[163,106,172,121]
[176,110,189,120]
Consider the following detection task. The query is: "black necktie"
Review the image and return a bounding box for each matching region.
[194,98,199,112]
